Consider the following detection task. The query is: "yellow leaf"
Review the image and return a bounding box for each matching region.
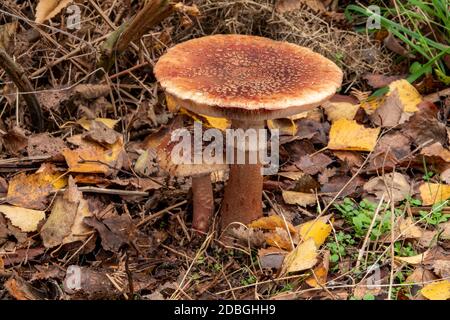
[282,191,316,207]
[77,117,119,131]
[63,137,124,175]
[296,215,332,247]
[395,250,429,265]
[267,119,297,136]
[360,98,382,115]
[328,119,380,152]
[278,171,305,180]
[305,251,330,288]
[388,79,422,113]
[0,205,45,232]
[248,215,296,234]
[282,238,318,274]
[6,163,67,210]
[323,101,360,122]
[421,280,450,300]
[265,228,294,251]
[35,0,73,24]
[419,183,450,206]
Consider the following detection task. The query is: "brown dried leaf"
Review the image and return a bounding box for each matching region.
[2,127,28,156]
[63,137,125,175]
[73,84,110,99]
[82,120,120,146]
[258,247,287,269]
[27,133,66,159]
[363,172,411,203]
[282,191,317,207]
[35,0,73,24]
[0,205,45,232]
[249,215,296,234]
[40,177,93,248]
[265,227,293,250]
[6,163,67,210]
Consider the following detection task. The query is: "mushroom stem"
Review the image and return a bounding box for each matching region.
[191,173,214,232]
[220,120,265,230]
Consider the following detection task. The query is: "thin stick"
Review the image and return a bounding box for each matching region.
[53,187,148,197]
[0,49,43,131]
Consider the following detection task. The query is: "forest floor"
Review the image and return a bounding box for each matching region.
[0,0,449,300]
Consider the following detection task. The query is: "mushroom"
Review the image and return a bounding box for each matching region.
[154,34,343,229]
[157,131,227,232]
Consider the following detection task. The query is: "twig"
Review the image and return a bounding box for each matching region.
[136,200,188,228]
[52,187,148,197]
[0,48,44,131]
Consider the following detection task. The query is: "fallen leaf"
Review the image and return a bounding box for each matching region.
[364,74,405,89]
[82,120,120,146]
[40,177,93,248]
[353,276,383,299]
[4,276,41,300]
[77,117,119,131]
[265,227,294,250]
[323,101,360,122]
[278,171,305,180]
[228,225,266,248]
[363,173,411,203]
[258,247,287,269]
[6,163,67,210]
[420,280,450,300]
[0,22,18,51]
[388,80,422,112]
[371,89,411,127]
[439,222,450,240]
[328,119,380,152]
[402,101,448,147]
[419,183,450,206]
[396,250,429,265]
[35,0,73,24]
[420,142,450,162]
[63,137,125,175]
[367,132,411,171]
[27,133,66,159]
[2,127,28,156]
[405,267,437,286]
[83,214,135,252]
[282,238,318,273]
[296,153,333,175]
[267,118,297,136]
[0,205,45,232]
[306,250,330,288]
[248,215,296,234]
[296,215,332,247]
[282,191,316,207]
[384,34,415,59]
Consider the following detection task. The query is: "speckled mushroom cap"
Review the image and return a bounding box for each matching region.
[154,34,343,121]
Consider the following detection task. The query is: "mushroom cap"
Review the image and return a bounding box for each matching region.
[154,34,343,121]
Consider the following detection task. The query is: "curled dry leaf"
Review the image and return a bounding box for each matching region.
[265,227,293,251]
[4,276,41,300]
[363,172,411,203]
[420,142,450,162]
[248,215,296,234]
[2,127,28,156]
[82,120,121,146]
[73,84,110,100]
[40,177,93,248]
[296,215,332,247]
[0,205,45,232]
[395,250,430,265]
[6,163,67,210]
[282,191,316,207]
[420,280,450,300]
[35,0,73,24]
[419,183,450,206]
[388,80,422,113]
[281,238,318,274]
[278,171,305,180]
[328,119,380,152]
[305,250,330,288]
[63,136,125,175]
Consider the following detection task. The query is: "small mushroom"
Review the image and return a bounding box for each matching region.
[157,132,227,232]
[154,35,343,229]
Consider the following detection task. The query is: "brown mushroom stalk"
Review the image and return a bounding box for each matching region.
[220,119,265,228]
[191,173,214,232]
